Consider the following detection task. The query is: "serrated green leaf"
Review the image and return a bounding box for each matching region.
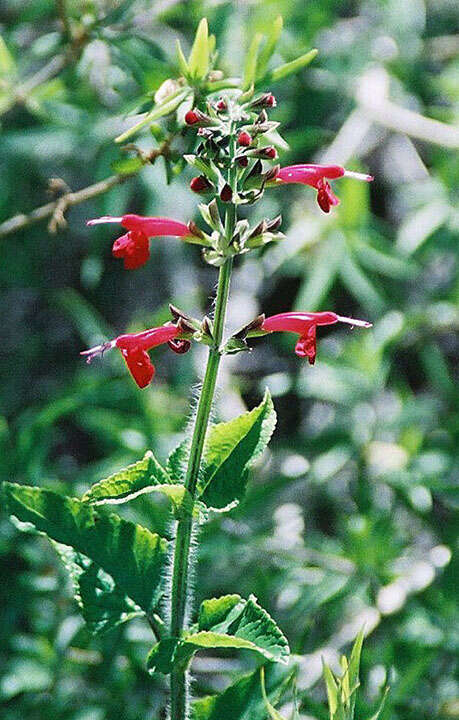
[269,48,318,83]
[81,450,190,515]
[188,18,209,81]
[191,663,295,720]
[83,451,171,503]
[184,595,289,664]
[166,437,191,483]
[198,389,276,510]
[147,637,178,675]
[56,545,142,635]
[4,483,168,614]
[198,594,245,632]
[257,16,283,79]
[243,33,263,90]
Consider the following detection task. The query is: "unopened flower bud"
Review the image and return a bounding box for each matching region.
[220,183,233,202]
[154,78,181,104]
[185,108,213,127]
[237,155,249,167]
[168,338,191,354]
[249,146,278,160]
[216,99,227,111]
[190,176,212,193]
[238,131,252,147]
[185,110,200,125]
[249,93,277,110]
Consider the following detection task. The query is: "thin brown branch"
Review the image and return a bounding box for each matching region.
[0,138,173,238]
[0,174,130,238]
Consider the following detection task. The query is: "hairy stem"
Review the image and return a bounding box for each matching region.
[169,156,237,718]
[169,257,233,720]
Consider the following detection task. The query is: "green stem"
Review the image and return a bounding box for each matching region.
[169,259,234,720]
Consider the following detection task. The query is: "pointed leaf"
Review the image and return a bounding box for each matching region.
[243,33,263,90]
[199,389,276,509]
[4,483,168,614]
[348,628,364,714]
[323,662,338,720]
[83,450,172,504]
[176,39,190,77]
[257,16,283,79]
[261,665,289,719]
[367,687,390,720]
[166,437,191,483]
[188,18,209,81]
[184,595,289,664]
[269,49,318,82]
[115,88,190,143]
[198,594,245,632]
[81,451,191,516]
[191,663,295,720]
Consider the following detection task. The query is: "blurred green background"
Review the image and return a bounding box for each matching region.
[0,1,457,719]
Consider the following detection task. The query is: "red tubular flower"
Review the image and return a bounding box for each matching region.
[81,325,180,388]
[273,165,373,213]
[87,214,190,270]
[262,311,372,365]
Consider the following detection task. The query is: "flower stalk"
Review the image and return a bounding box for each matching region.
[168,121,238,720]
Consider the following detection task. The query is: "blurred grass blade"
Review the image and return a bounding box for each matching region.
[260,666,288,720]
[339,254,386,313]
[0,35,15,75]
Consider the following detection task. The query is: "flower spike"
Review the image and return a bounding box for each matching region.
[81,325,181,388]
[262,311,372,365]
[272,164,373,213]
[87,214,191,270]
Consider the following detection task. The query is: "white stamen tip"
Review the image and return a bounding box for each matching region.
[337,315,372,328]
[87,216,123,226]
[80,340,115,362]
[343,170,373,182]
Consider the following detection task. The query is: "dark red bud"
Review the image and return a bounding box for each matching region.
[238,131,252,147]
[263,146,277,159]
[237,156,249,167]
[216,99,227,111]
[220,183,233,202]
[168,338,192,354]
[190,176,212,193]
[265,94,276,107]
[185,110,200,125]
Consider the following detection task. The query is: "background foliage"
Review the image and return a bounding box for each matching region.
[0,0,457,718]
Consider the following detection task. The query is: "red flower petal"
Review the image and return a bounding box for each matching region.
[295,324,317,364]
[120,347,155,388]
